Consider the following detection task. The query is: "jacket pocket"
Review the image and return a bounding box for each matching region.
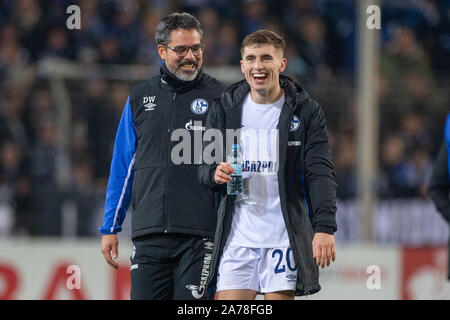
[131,166,166,232]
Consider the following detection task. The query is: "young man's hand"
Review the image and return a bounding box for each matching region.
[312,233,336,268]
[214,162,235,184]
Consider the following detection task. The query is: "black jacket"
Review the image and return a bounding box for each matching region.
[198,75,337,295]
[100,64,227,239]
[428,114,450,279]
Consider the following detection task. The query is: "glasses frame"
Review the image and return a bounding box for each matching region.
[165,44,205,57]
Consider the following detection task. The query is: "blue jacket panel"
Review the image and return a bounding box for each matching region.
[100,97,137,234]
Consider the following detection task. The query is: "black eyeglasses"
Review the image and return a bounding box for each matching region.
[165,44,205,57]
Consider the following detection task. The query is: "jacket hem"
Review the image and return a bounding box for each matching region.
[296,284,321,296]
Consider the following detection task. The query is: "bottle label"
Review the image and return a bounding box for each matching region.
[231,164,242,175]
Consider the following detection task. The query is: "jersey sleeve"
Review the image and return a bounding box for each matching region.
[99,96,137,234]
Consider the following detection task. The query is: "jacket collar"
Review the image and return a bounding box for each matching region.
[221,74,310,110]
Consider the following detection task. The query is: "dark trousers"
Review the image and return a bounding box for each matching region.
[130,233,215,300]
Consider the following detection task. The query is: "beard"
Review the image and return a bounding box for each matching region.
[165,59,200,81]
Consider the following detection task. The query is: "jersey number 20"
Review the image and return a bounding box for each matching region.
[272,248,297,274]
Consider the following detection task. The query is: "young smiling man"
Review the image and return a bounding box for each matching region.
[100,12,226,300]
[199,30,337,300]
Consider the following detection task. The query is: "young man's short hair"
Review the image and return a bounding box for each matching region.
[240,29,286,56]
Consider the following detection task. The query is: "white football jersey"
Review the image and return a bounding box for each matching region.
[226,92,290,248]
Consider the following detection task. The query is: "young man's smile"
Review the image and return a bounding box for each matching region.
[240,44,287,103]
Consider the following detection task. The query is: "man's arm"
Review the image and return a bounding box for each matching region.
[303,100,337,233]
[100,96,137,269]
[428,142,450,223]
[100,96,137,234]
[303,100,338,268]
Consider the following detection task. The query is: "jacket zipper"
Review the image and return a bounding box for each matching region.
[163,92,177,233]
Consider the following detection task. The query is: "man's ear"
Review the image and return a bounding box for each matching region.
[240,60,245,74]
[157,44,167,60]
[280,57,287,72]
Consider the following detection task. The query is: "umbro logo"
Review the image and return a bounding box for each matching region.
[286,273,297,282]
[143,96,156,111]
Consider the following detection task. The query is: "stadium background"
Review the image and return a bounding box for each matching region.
[0,0,449,299]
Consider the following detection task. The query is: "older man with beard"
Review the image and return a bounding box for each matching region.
[99,12,226,300]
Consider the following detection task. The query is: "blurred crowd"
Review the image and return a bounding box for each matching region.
[0,0,449,237]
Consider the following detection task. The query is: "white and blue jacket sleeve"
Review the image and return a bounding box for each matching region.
[99,96,137,234]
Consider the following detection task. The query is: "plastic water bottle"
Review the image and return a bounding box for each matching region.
[227,144,243,195]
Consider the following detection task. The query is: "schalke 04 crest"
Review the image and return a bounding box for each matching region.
[190,98,209,115]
